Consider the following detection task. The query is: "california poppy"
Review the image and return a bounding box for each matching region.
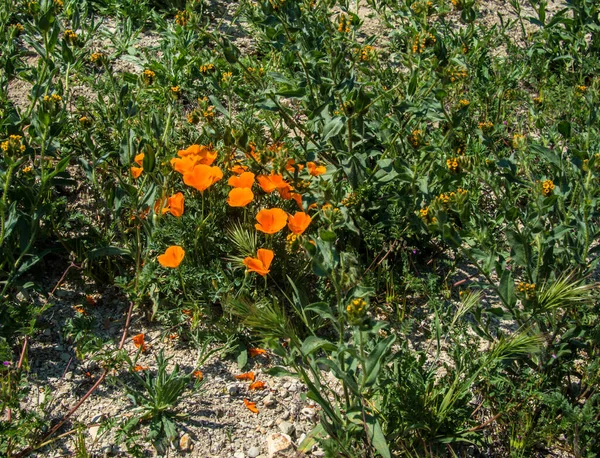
[163,192,184,217]
[255,208,288,234]
[183,164,223,192]
[243,398,259,414]
[227,187,254,207]
[134,153,145,166]
[243,249,274,277]
[285,158,304,173]
[307,161,326,176]
[157,246,185,268]
[177,144,218,165]
[235,372,255,381]
[230,164,248,175]
[287,212,312,235]
[291,193,304,210]
[248,348,267,358]
[133,365,148,371]
[131,166,143,179]
[228,172,255,188]
[257,175,278,193]
[193,370,203,381]
[249,381,267,390]
[132,333,148,352]
[171,156,198,175]
[154,196,168,214]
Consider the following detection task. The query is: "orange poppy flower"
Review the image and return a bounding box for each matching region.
[230,164,248,175]
[307,162,326,176]
[193,370,203,381]
[243,398,259,414]
[133,365,148,371]
[291,193,304,210]
[132,333,148,352]
[243,248,274,277]
[183,164,223,192]
[228,172,255,188]
[255,208,288,234]
[131,166,143,179]
[227,187,254,207]
[157,245,185,268]
[257,175,278,193]
[288,212,312,235]
[85,295,97,306]
[278,184,293,200]
[134,153,145,166]
[249,380,267,390]
[248,348,267,358]
[73,305,87,315]
[235,372,255,381]
[177,144,218,165]
[285,158,304,173]
[171,156,198,175]
[154,196,167,214]
[163,192,185,217]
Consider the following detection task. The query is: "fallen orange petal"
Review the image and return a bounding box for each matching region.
[193,370,204,381]
[248,348,267,358]
[244,398,259,414]
[235,372,255,381]
[249,381,267,390]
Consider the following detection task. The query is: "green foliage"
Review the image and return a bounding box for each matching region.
[0,0,599,455]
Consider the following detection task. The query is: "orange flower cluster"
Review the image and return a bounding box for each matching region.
[171,144,223,193]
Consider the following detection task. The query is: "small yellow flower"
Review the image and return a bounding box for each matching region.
[63,29,77,43]
[142,69,155,85]
[338,14,350,33]
[541,179,555,197]
[175,10,189,26]
[90,52,104,64]
[221,71,233,83]
[458,99,470,108]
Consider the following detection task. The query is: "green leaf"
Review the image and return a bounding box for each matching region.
[305,302,337,323]
[557,120,571,138]
[365,415,391,458]
[142,147,155,173]
[87,246,131,260]
[319,229,336,242]
[499,269,517,308]
[530,144,561,167]
[208,95,229,118]
[237,348,248,370]
[266,366,297,377]
[322,117,344,141]
[364,335,395,388]
[301,336,336,356]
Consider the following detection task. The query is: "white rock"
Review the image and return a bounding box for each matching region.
[266,433,294,457]
[234,452,245,458]
[247,446,261,458]
[278,421,295,437]
[263,395,277,408]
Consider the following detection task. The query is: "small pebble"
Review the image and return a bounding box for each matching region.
[247,446,261,457]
